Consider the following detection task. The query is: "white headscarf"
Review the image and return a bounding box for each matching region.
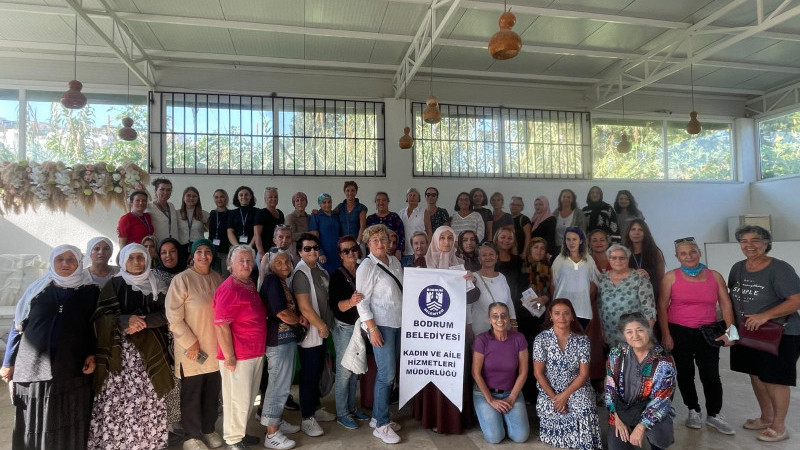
[86,236,114,263]
[424,226,463,269]
[117,243,164,296]
[14,245,94,331]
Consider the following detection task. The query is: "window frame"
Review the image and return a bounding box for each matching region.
[410,101,592,179]
[591,113,738,183]
[148,91,386,177]
[755,107,800,182]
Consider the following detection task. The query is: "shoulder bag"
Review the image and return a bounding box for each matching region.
[735,271,785,356]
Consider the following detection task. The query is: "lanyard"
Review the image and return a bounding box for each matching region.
[156,202,172,237]
[214,211,222,239]
[240,208,249,233]
[187,216,194,237]
[632,253,643,270]
[133,213,153,235]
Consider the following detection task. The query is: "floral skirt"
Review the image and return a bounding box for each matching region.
[536,384,602,450]
[88,336,168,450]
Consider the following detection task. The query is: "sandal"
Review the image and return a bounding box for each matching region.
[758,428,789,442]
[743,418,772,430]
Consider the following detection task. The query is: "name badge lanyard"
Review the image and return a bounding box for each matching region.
[212,212,223,247]
[135,213,153,236]
[187,215,194,240]
[239,209,250,242]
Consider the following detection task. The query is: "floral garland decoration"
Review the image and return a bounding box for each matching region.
[0,161,150,215]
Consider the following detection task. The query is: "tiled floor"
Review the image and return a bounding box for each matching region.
[0,347,797,449]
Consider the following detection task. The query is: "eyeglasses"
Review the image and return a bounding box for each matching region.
[739,238,763,245]
[340,245,359,255]
[425,192,438,197]
[369,237,389,244]
[608,255,628,261]
[673,236,696,246]
[490,313,509,320]
[302,245,320,252]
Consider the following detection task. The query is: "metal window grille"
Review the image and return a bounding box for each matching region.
[149,91,385,176]
[412,102,590,178]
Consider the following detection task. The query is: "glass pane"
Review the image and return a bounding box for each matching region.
[666,121,732,180]
[25,98,146,167]
[592,118,665,179]
[759,111,800,179]
[0,97,19,162]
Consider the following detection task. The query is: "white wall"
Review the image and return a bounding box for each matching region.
[0,58,758,268]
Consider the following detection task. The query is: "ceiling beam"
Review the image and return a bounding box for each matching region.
[392,0,464,99]
[589,1,800,109]
[61,0,156,89]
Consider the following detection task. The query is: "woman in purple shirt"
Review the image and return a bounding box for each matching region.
[472,302,530,444]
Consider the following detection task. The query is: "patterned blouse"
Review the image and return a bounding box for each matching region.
[429,207,451,231]
[597,271,656,346]
[366,212,405,253]
[605,343,675,430]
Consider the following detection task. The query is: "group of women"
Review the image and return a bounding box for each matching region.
[3,176,799,450]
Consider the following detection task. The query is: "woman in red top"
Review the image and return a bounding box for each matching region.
[117,190,154,247]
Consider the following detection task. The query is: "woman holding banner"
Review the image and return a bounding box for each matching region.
[412,226,477,435]
[356,224,404,444]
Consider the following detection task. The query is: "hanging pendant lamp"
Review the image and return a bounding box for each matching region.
[422,6,441,125]
[488,0,522,60]
[118,71,138,141]
[399,73,414,149]
[686,64,701,135]
[61,14,87,109]
[616,96,632,154]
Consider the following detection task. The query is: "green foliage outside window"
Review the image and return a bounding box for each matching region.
[759,111,800,179]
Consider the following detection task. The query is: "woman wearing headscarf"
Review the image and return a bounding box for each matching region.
[153,237,188,287]
[165,239,225,450]
[86,236,119,287]
[582,186,619,237]
[2,245,98,450]
[142,235,158,268]
[530,195,557,257]
[412,226,477,435]
[88,244,173,450]
[308,193,342,275]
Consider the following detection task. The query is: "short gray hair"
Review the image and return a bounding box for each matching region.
[606,243,631,259]
[268,249,291,267]
[618,312,654,341]
[227,245,256,271]
[735,225,772,253]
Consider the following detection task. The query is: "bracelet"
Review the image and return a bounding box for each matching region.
[368,326,378,333]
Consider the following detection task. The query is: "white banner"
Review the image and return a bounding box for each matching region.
[399,268,466,411]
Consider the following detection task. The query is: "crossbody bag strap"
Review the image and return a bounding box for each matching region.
[476,273,496,303]
[376,262,403,292]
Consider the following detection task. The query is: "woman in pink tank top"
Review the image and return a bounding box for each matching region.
[658,238,736,435]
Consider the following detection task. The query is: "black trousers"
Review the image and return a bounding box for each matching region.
[180,370,222,440]
[668,322,723,416]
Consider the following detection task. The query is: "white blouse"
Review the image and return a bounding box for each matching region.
[470,272,517,335]
[177,208,210,244]
[356,253,404,328]
[450,211,485,242]
[551,254,599,320]
[400,205,427,256]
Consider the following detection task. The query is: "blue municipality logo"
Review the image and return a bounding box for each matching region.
[418,284,450,318]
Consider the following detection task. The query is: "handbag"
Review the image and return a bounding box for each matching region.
[734,272,785,356]
[293,324,308,343]
[616,396,650,427]
[699,320,727,347]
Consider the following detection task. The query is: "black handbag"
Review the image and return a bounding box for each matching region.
[293,324,308,343]
[699,320,727,347]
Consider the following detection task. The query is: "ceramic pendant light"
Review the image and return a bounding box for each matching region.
[488,1,522,60]
[61,14,87,109]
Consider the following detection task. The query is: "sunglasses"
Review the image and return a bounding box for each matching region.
[340,245,359,255]
[673,236,695,246]
[302,245,320,252]
[425,192,438,197]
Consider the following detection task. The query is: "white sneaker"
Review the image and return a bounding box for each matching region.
[369,418,402,431]
[279,420,300,435]
[706,414,736,435]
[314,407,336,422]
[183,438,209,450]
[263,430,296,450]
[301,417,324,437]
[373,423,401,444]
[686,410,703,429]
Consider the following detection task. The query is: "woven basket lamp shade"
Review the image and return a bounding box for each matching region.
[118,117,138,141]
[488,11,522,60]
[686,111,701,135]
[423,96,441,124]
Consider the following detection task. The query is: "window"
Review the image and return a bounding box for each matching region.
[0,90,19,162]
[758,110,800,179]
[150,92,385,176]
[25,91,147,167]
[412,102,591,178]
[592,118,733,180]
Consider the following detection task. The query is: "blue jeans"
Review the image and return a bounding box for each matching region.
[473,388,529,444]
[372,326,400,427]
[298,344,326,419]
[332,320,359,418]
[261,343,296,427]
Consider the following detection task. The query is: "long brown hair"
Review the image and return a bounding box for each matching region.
[541,298,585,334]
[179,186,204,221]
